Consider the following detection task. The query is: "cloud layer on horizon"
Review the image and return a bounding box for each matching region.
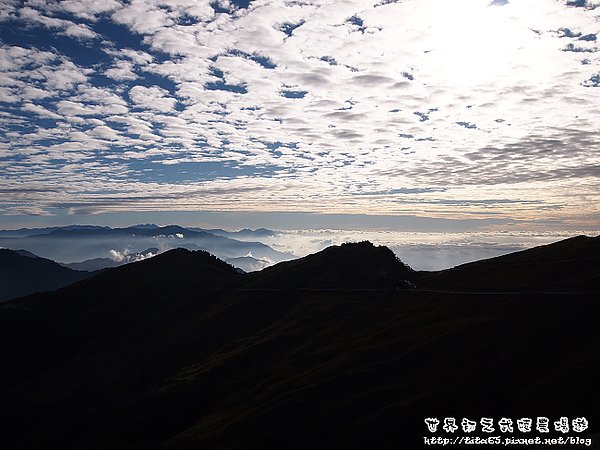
[0,0,599,228]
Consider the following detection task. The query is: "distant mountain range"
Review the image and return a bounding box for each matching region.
[0,224,289,270]
[194,227,277,239]
[0,236,598,449]
[59,248,159,272]
[0,224,277,239]
[0,224,112,238]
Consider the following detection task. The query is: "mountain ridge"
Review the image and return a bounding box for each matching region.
[0,236,598,449]
[0,249,94,301]
[417,234,600,291]
[244,241,413,289]
[3,235,598,302]
[0,224,293,268]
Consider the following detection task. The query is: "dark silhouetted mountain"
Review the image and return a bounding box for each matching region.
[0,249,93,301]
[71,248,242,295]
[245,241,413,289]
[13,249,41,258]
[418,235,600,291]
[0,238,599,450]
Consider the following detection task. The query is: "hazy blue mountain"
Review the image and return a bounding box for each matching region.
[200,227,277,239]
[0,225,110,238]
[130,223,161,230]
[0,227,59,238]
[61,248,160,271]
[0,225,292,266]
[60,257,119,272]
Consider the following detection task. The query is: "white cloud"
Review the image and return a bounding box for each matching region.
[53,0,122,21]
[56,100,97,116]
[109,248,125,262]
[0,86,20,103]
[112,3,173,34]
[62,23,98,40]
[21,102,62,119]
[1,0,599,228]
[105,60,138,81]
[17,6,98,40]
[88,125,121,141]
[36,58,92,90]
[119,49,154,65]
[129,85,177,112]
[21,86,55,100]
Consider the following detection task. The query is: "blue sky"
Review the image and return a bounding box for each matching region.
[0,0,599,231]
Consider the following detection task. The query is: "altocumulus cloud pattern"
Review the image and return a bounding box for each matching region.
[0,0,599,226]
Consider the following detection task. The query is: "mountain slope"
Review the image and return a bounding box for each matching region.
[53,248,242,299]
[0,249,93,301]
[0,240,598,450]
[245,241,413,289]
[417,235,600,291]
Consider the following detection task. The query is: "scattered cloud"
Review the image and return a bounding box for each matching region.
[129,85,177,112]
[109,248,157,263]
[0,0,598,228]
[17,6,99,40]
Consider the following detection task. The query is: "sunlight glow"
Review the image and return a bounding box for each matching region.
[424,0,532,87]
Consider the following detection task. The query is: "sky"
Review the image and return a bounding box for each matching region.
[0,0,599,231]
